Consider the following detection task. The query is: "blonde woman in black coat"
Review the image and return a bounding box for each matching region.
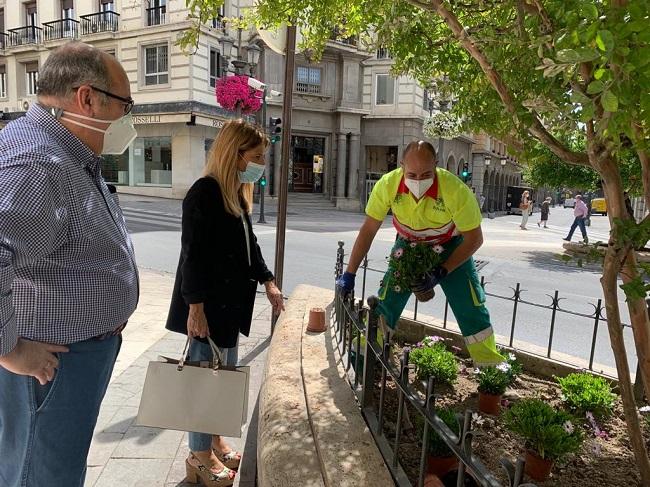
[166,120,284,486]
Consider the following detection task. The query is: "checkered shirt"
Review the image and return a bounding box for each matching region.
[0,103,139,355]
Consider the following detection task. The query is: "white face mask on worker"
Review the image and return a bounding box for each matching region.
[405,178,433,199]
[61,112,137,155]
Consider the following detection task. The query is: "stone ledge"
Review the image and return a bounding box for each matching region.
[257,284,393,487]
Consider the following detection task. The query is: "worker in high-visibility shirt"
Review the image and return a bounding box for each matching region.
[337,140,504,366]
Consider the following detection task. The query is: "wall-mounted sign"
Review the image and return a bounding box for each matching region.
[133,115,161,124]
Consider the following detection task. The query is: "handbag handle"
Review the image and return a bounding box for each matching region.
[177,336,224,372]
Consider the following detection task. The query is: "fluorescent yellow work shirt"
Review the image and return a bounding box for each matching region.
[366,167,481,243]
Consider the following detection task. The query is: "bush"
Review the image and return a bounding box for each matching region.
[556,372,616,418]
[504,398,583,461]
[410,344,458,385]
[415,408,460,457]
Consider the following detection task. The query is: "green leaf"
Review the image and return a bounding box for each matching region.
[557,48,601,63]
[596,30,614,52]
[570,90,591,104]
[556,49,580,63]
[594,68,607,80]
[587,80,605,94]
[580,4,599,20]
[601,90,619,112]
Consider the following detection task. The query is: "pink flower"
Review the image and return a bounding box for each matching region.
[215,75,263,114]
[433,245,444,254]
[393,248,404,258]
[409,242,417,248]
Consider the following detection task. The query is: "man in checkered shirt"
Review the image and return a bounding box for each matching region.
[0,43,139,486]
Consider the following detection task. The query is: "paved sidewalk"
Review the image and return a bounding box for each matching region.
[85,268,273,487]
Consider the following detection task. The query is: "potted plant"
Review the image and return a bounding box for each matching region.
[476,353,522,415]
[416,408,461,477]
[504,398,583,481]
[410,341,458,386]
[386,240,444,302]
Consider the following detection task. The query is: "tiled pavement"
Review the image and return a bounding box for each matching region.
[85,268,273,487]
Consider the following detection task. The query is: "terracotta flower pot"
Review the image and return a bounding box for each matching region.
[478,392,501,415]
[426,455,458,478]
[524,449,554,481]
[307,307,326,333]
[413,287,435,302]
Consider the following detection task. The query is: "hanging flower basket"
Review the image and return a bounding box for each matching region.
[423,111,462,140]
[215,75,263,114]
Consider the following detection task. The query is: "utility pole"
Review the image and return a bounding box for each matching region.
[257,87,268,224]
[271,24,296,332]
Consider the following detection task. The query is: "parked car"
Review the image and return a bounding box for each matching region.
[563,198,576,208]
[591,197,607,215]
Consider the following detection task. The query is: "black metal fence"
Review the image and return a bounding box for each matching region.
[339,241,637,381]
[146,6,166,26]
[8,26,42,46]
[334,250,535,486]
[80,12,120,35]
[43,19,79,41]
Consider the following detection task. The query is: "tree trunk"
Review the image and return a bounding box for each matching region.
[596,155,650,484]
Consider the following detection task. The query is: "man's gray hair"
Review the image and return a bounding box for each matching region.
[37,42,111,101]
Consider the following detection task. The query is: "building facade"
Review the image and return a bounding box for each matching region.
[0,0,523,209]
[0,0,243,198]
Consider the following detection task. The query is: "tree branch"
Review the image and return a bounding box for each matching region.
[404,0,590,167]
[633,123,650,209]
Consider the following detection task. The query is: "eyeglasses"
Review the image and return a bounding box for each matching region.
[90,86,134,115]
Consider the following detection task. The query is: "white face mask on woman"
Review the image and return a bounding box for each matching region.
[404,178,434,199]
[60,111,137,155]
[238,161,266,183]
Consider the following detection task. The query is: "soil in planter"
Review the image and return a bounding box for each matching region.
[372,345,641,486]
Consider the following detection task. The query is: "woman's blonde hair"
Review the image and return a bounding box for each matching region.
[204,119,269,217]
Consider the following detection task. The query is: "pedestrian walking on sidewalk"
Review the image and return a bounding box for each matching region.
[336,140,504,366]
[519,190,532,229]
[0,43,139,487]
[166,120,285,487]
[563,194,589,243]
[537,197,551,228]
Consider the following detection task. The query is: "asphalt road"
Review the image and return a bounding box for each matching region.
[118,193,637,376]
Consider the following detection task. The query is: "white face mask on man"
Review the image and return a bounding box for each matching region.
[60,112,137,155]
[404,178,434,199]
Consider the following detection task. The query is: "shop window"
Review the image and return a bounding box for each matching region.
[102,152,130,185]
[144,44,168,86]
[133,136,172,186]
[375,74,394,105]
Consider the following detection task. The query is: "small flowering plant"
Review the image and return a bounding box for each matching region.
[504,398,583,461]
[476,352,522,396]
[410,340,458,386]
[387,240,444,292]
[215,75,263,114]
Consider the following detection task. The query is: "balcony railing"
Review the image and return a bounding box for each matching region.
[296,82,321,94]
[0,32,9,49]
[80,11,120,35]
[8,26,42,46]
[43,19,79,41]
[376,47,391,59]
[146,6,166,26]
[330,27,357,46]
[210,16,225,31]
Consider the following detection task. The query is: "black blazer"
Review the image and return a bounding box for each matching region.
[166,177,273,347]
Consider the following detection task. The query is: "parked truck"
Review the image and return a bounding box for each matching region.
[505,185,535,215]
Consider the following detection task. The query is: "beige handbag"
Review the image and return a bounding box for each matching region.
[136,337,250,438]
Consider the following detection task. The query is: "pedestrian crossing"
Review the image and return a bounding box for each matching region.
[121,207,182,231]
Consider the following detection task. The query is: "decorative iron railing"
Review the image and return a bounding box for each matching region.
[146,6,166,26]
[80,11,120,35]
[43,19,79,41]
[0,32,9,49]
[334,243,536,486]
[8,26,42,46]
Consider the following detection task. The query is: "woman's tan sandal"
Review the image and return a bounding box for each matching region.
[213,449,241,470]
[185,454,236,486]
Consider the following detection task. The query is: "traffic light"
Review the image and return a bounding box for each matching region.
[269,117,282,144]
[461,163,470,182]
[260,175,267,187]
